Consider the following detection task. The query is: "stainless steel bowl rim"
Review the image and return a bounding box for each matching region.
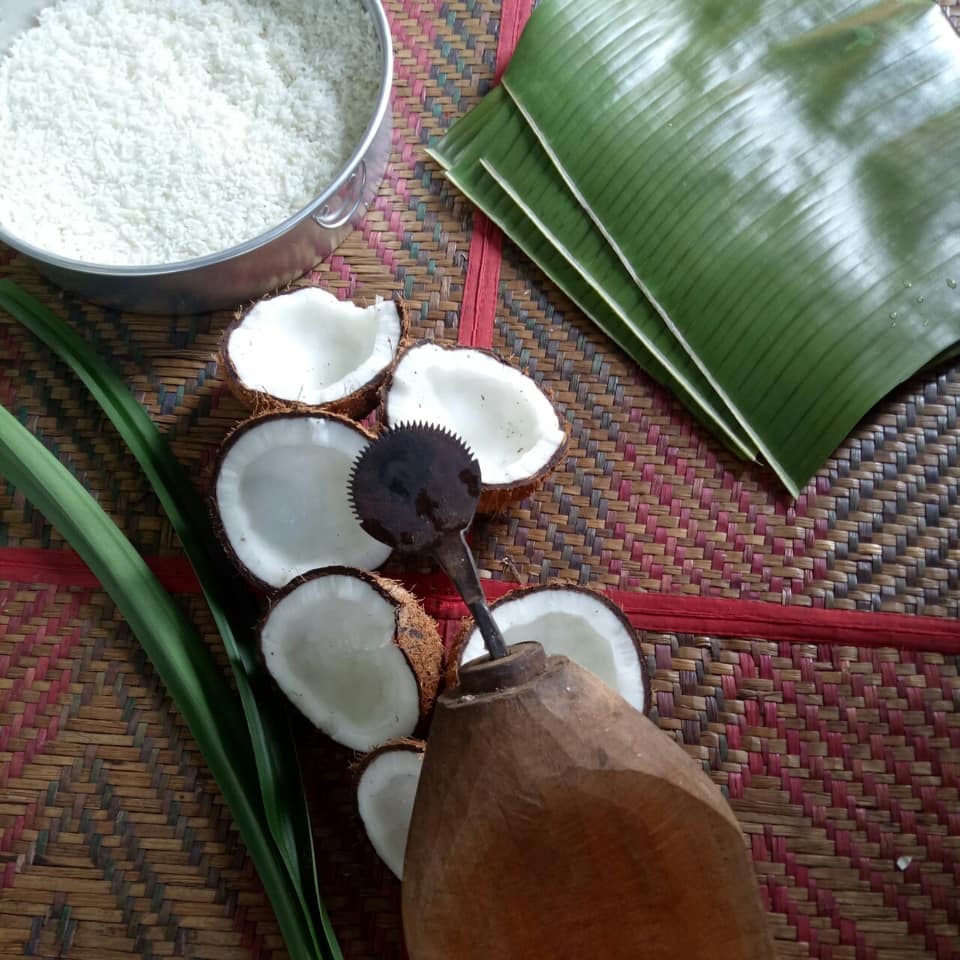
[0,0,394,278]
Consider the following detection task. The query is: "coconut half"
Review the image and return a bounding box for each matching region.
[455,585,650,714]
[382,342,568,511]
[214,412,392,589]
[357,738,425,879]
[262,569,442,752]
[222,287,407,418]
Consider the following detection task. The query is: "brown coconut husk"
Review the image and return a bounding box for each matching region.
[211,411,379,592]
[353,737,426,781]
[219,291,410,420]
[378,340,569,513]
[260,566,444,731]
[444,582,650,715]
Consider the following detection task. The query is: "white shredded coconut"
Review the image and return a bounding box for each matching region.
[0,0,380,265]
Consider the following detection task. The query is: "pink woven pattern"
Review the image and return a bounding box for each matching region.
[642,632,960,959]
[0,583,285,959]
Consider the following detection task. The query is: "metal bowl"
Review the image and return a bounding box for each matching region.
[0,0,393,315]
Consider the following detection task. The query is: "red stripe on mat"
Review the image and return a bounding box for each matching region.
[0,546,203,595]
[406,573,960,652]
[456,0,534,349]
[457,214,502,348]
[2,548,958,653]
[494,0,532,83]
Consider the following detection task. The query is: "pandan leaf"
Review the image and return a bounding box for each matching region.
[0,281,339,959]
[430,86,756,460]
[0,402,330,960]
[502,0,960,495]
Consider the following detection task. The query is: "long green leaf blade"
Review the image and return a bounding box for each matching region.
[503,0,960,494]
[0,403,322,960]
[0,281,338,958]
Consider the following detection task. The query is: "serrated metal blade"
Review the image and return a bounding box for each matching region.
[349,421,481,554]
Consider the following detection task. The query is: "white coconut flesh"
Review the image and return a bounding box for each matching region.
[357,746,424,879]
[262,574,421,751]
[215,416,391,587]
[386,344,565,486]
[461,589,646,713]
[228,288,402,405]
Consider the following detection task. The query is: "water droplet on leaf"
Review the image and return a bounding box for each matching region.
[902,281,912,289]
[948,278,958,289]
[915,295,925,304]
[888,312,898,321]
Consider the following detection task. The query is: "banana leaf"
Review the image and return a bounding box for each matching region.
[430,87,756,460]
[449,0,960,495]
[0,402,329,960]
[0,281,339,959]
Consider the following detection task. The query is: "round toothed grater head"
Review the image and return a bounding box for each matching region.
[349,422,508,660]
[349,422,482,553]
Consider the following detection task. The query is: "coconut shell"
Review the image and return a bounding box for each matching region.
[379,340,569,513]
[220,290,410,420]
[445,582,650,715]
[353,737,426,781]
[475,417,570,513]
[375,574,445,723]
[443,625,470,691]
[211,411,379,592]
[260,566,444,731]
[355,734,426,880]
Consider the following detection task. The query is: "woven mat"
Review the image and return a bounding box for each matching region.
[1,0,960,958]
[1,580,958,959]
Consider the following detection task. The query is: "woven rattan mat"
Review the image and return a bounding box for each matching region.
[1,0,960,958]
[1,579,958,959]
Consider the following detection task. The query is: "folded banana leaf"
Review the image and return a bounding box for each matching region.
[430,87,756,459]
[442,0,960,495]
